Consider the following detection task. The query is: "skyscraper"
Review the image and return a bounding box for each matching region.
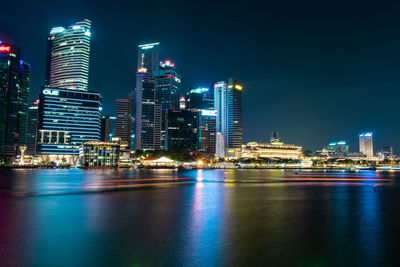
[359,132,373,157]
[214,78,243,158]
[186,87,213,110]
[214,81,227,158]
[26,100,40,155]
[36,88,102,157]
[199,110,217,157]
[137,42,159,75]
[45,19,91,90]
[154,60,181,111]
[226,78,243,150]
[153,60,181,149]
[135,68,162,151]
[115,98,132,147]
[167,110,199,151]
[0,43,30,158]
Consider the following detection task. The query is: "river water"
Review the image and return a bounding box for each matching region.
[0,168,399,266]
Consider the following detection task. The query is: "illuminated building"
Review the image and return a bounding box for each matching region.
[80,141,120,168]
[154,60,181,111]
[26,100,40,155]
[214,81,227,158]
[226,78,243,150]
[326,141,349,156]
[359,132,373,157]
[377,146,393,159]
[36,87,102,156]
[198,110,217,157]
[45,19,91,90]
[214,78,243,158]
[186,87,213,110]
[153,60,181,148]
[137,42,160,76]
[241,141,303,160]
[0,43,30,158]
[115,98,132,147]
[135,68,162,150]
[167,110,199,151]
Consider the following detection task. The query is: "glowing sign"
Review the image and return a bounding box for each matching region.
[84,30,91,37]
[235,85,243,90]
[139,42,160,50]
[201,110,217,116]
[138,68,147,73]
[160,60,175,68]
[190,87,209,94]
[72,25,81,30]
[228,85,233,88]
[360,132,373,137]
[337,141,347,145]
[50,27,65,34]
[43,89,59,96]
[0,46,11,53]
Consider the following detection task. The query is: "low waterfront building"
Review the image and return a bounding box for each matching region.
[80,141,120,168]
[141,156,175,167]
[241,141,303,160]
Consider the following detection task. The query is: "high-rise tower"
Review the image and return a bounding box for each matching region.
[0,43,30,158]
[45,19,91,90]
[214,78,243,158]
[359,132,373,158]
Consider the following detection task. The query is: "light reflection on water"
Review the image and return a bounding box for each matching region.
[0,169,399,266]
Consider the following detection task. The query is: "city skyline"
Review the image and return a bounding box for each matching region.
[1,1,399,152]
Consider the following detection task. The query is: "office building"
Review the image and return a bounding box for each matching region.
[153,60,181,148]
[45,19,91,90]
[26,100,40,155]
[80,141,120,168]
[359,132,373,158]
[186,87,213,110]
[154,60,181,111]
[198,110,217,157]
[36,87,102,157]
[135,68,162,150]
[167,110,199,151]
[214,81,227,158]
[0,43,30,158]
[137,42,159,76]
[214,78,243,158]
[115,98,132,147]
[326,141,349,156]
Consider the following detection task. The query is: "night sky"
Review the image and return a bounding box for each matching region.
[1,0,399,152]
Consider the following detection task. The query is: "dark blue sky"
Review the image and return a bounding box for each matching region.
[1,0,399,152]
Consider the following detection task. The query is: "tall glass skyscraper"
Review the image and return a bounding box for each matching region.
[154,60,181,111]
[214,78,243,158]
[0,43,30,159]
[135,43,162,151]
[45,19,91,90]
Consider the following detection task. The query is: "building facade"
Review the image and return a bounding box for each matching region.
[115,98,132,147]
[36,87,102,155]
[135,68,162,150]
[198,110,217,157]
[0,43,30,158]
[80,141,120,168]
[241,142,303,160]
[214,78,243,158]
[45,19,91,90]
[359,132,373,157]
[26,100,40,155]
[167,110,199,151]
